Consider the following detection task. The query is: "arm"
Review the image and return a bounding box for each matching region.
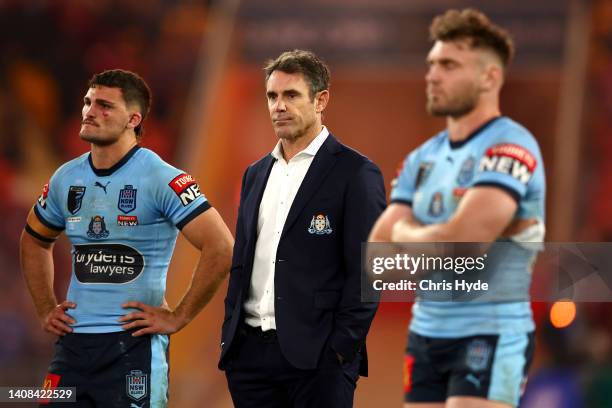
[331,161,386,362]
[121,207,234,336]
[368,203,418,243]
[391,186,517,243]
[20,208,76,336]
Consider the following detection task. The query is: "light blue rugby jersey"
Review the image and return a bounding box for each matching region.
[390,116,546,337]
[34,146,210,333]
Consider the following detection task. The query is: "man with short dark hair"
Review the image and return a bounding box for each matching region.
[219,49,386,407]
[21,69,234,407]
[369,9,545,408]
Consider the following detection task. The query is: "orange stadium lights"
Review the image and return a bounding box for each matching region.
[549,300,577,329]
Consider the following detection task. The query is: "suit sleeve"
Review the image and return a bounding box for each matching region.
[223,166,249,328]
[331,160,386,361]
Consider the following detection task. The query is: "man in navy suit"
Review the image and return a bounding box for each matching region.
[219,49,386,407]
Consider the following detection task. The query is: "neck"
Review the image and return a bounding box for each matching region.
[280,122,322,161]
[446,101,500,142]
[90,135,138,169]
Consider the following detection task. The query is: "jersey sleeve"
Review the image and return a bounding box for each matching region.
[472,130,541,202]
[389,150,419,206]
[156,168,211,230]
[33,171,66,231]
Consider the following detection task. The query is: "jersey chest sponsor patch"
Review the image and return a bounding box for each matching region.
[479,143,537,184]
[168,173,201,206]
[73,243,144,284]
[67,186,86,215]
[117,185,137,214]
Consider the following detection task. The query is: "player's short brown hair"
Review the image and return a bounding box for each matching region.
[264,49,330,100]
[430,8,515,67]
[88,69,152,138]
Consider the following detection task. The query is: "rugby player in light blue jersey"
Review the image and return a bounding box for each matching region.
[20,69,234,407]
[369,9,545,408]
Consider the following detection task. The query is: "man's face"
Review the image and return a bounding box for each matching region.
[425,40,484,118]
[80,85,135,145]
[266,71,319,140]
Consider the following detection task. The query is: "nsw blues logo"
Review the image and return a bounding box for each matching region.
[308,214,333,235]
[125,369,147,401]
[87,215,110,239]
[456,156,475,186]
[465,339,492,372]
[118,185,137,214]
[67,186,86,215]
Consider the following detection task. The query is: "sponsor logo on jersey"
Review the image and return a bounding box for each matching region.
[118,185,137,214]
[94,180,110,194]
[66,216,81,232]
[415,162,434,189]
[73,243,144,284]
[479,143,537,184]
[169,173,202,206]
[38,183,49,209]
[126,370,147,401]
[428,191,444,217]
[465,339,492,372]
[67,186,86,215]
[307,214,333,235]
[456,156,475,186]
[86,215,110,239]
[117,215,138,226]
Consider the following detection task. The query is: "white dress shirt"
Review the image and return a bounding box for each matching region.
[243,126,330,330]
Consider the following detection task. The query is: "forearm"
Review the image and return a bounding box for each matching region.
[391,220,455,243]
[173,245,232,329]
[20,230,57,320]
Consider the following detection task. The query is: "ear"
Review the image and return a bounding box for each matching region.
[481,63,503,93]
[126,112,143,131]
[315,90,330,114]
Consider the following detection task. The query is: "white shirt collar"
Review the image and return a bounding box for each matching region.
[271,126,330,161]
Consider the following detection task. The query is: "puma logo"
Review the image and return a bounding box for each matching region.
[130,403,145,408]
[94,181,110,194]
[466,373,482,389]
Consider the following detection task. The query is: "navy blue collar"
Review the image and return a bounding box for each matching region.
[88,145,141,177]
[448,116,503,149]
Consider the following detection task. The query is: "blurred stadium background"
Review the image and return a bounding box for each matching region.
[1,0,611,407]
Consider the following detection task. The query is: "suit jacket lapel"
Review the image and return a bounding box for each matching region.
[281,135,341,238]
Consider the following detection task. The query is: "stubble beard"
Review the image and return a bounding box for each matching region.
[79,129,122,147]
[427,93,478,118]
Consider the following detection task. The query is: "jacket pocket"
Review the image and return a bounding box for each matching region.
[314,290,341,309]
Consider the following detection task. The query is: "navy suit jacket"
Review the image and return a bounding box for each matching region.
[219,134,385,376]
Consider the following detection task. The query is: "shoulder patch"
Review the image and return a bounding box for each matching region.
[479,143,537,184]
[168,173,202,206]
[38,182,49,209]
